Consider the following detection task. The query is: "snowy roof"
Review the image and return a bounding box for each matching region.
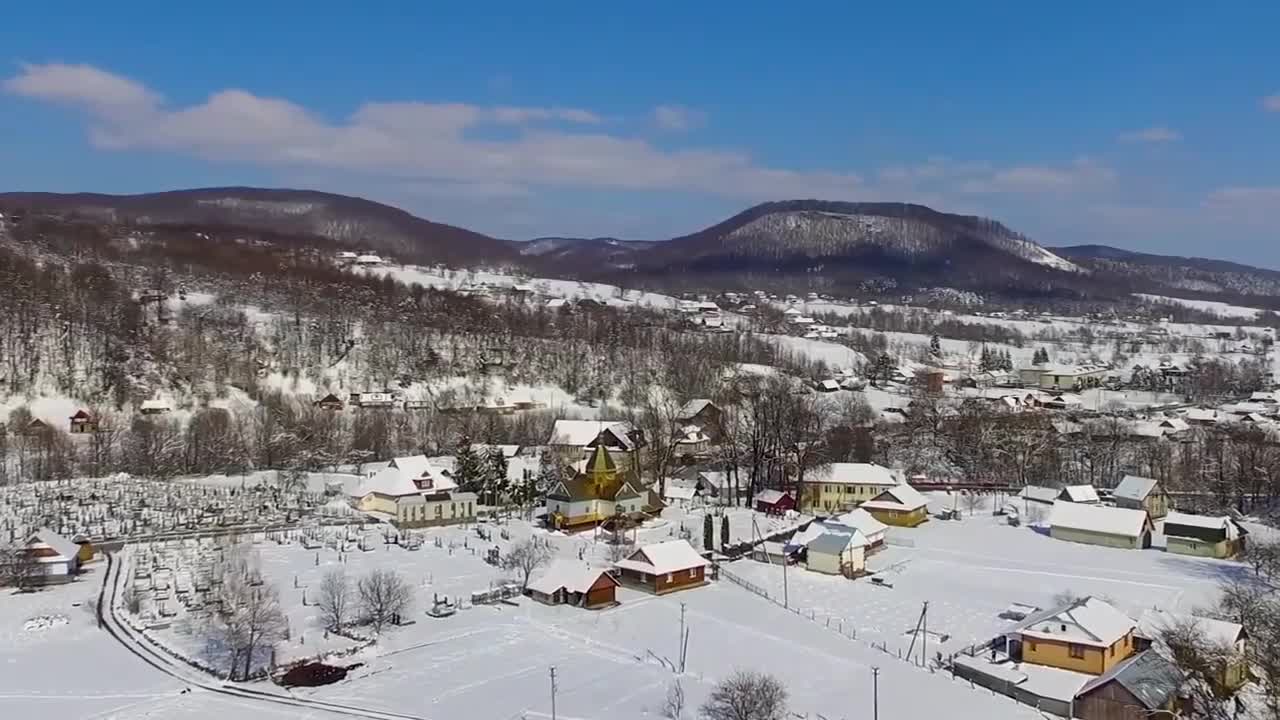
[358,465,421,498]
[1128,421,1167,439]
[1163,511,1244,539]
[1015,596,1136,648]
[1078,650,1181,710]
[818,379,841,391]
[807,530,868,556]
[389,455,458,492]
[810,463,902,488]
[527,559,615,596]
[753,489,790,505]
[1044,393,1083,406]
[1184,407,1219,422]
[139,399,171,411]
[548,420,635,449]
[615,539,708,575]
[1017,485,1061,504]
[356,254,383,263]
[829,508,888,539]
[546,298,568,308]
[28,528,79,563]
[663,484,697,502]
[1048,501,1148,538]
[1060,485,1099,504]
[675,394,716,417]
[862,484,929,512]
[1137,609,1243,648]
[473,444,520,458]
[1113,475,1159,503]
[1158,417,1190,432]
[787,521,835,549]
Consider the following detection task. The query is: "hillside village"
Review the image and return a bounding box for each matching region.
[3,214,1280,720]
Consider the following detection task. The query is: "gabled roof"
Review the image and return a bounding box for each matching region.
[1113,475,1160,503]
[1060,485,1100,503]
[1018,485,1061,504]
[615,539,707,575]
[807,530,868,555]
[1015,596,1136,648]
[1163,511,1245,540]
[1049,501,1148,538]
[549,420,636,450]
[527,559,617,595]
[1137,609,1243,649]
[810,463,902,487]
[829,508,889,538]
[70,409,94,420]
[27,528,79,563]
[1077,650,1181,710]
[862,484,929,512]
[388,455,457,492]
[676,399,714,420]
[753,489,791,505]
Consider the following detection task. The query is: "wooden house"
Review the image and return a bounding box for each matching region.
[525,560,618,609]
[1111,475,1170,519]
[614,539,708,595]
[1074,650,1182,720]
[860,484,930,527]
[1163,512,1247,558]
[1048,501,1152,549]
[350,391,397,409]
[753,489,795,515]
[1005,596,1138,675]
[674,399,722,439]
[314,393,344,411]
[24,418,49,435]
[1138,609,1246,691]
[352,456,477,528]
[69,409,98,434]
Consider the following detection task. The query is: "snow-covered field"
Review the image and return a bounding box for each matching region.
[1135,293,1265,320]
[728,493,1244,661]
[376,264,682,309]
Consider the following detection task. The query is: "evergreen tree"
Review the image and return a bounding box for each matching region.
[929,334,941,357]
[720,513,730,549]
[454,436,484,494]
[703,513,714,551]
[1032,347,1049,365]
[483,447,510,510]
[535,450,563,494]
[873,353,894,386]
[979,347,992,372]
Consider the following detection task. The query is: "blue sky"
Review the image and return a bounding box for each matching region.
[3,2,1279,264]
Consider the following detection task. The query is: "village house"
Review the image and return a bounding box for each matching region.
[1048,501,1152,549]
[1006,596,1138,675]
[1073,649,1182,720]
[860,484,930,527]
[349,391,397,409]
[804,530,868,577]
[675,399,721,438]
[674,425,713,456]
[525,560,619,610]
[1162,511,1247,559]
[801,462,903,514]
[547,419,643,469]
[313,393,344,411]
[753,489,795,515]
[662,481,699,508]
[1019,364,1108,391]
[352,455,477,528]
[139,399,171,416]
[1059,485,1101,504]
[1111,475,1170,518]
[23,528,82,582]
[544,445,661,531]
[68,409,97,434]
[828,508,889,551]
[614,539,708,595]
[1137,609,1247,690]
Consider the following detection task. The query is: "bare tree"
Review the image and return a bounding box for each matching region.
[1156,618,1235,720]
[961,490,984,516]
[2,544,43,592]
[213,573,289,680]
[607,540,636,563]
[699,670,788,720]
[357,568,413,634]
[501,538,553,588]
[664,679,686,719]
[317,568,353,633]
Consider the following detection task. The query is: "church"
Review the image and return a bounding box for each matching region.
[544,445,662,531]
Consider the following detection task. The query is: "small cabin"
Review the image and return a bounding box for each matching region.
[313,393,344,411]
[69,410,98,434]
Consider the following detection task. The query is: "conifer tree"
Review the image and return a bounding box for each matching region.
[703,513,714,551]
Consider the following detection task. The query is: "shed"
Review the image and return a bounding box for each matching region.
[69,409,98,434]
[1074,650,1181,720]
[24,528,81,580]
[1059,485,1100,504]
[314,393,344,411]
[1111,475,1169,518]
[139,399,171,415]
[1162,511,1247,558]
[1048,501,1152,549]
[753,489,795,516]
[526,560,618,609]
[1018,485,1061,506]
[805,530,868,577]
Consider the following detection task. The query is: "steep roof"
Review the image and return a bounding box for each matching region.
[754,489,790,505]
[1049,501,1148,538]
[676,399,714,420]
[615,539,707,575]
[807,530,868,555]
[862,484,929,512]
[549,420,636,450]
[1078,650,1181,710]
[1060,485,1100,503]
[1015,596,1136,648]
[829,508,889,538]
[28,528,79,563]
[1113,475,1159,503]
[1137,609,1243,649]
[527,559,616,595]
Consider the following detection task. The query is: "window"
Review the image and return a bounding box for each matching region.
[435,505,443,518]
[1069,644,1086,659]
[1028,641,1037,652]
[666,573,674,583]
[689,568,697,578]
[1109,645,1115,657]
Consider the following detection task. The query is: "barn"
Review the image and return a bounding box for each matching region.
[526,560,619,609]
[1163,512,1247,559]
[753,489,795,515]
[1048,501,1152,549]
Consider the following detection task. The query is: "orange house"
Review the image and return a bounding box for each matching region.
[1006,596,1138,675]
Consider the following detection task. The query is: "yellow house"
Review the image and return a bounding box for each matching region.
[1009,597,1137,675]
[801,463,903,514]
[352,455,477,528]
[860,484,930,527]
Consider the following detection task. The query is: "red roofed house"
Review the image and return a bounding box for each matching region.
[753,489,795,515]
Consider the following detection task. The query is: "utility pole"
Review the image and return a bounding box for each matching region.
[782,549,789,609]
[922,600,929,667]
[550,666,557,720]
[871,666,880,720]
[679,603,686,671]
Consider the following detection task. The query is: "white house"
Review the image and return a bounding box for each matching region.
[805,530,868,576]
[24,528,81,580]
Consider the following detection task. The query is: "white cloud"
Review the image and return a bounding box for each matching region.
[6,63,859,200]
[652,104,706,132]
[1263,94,1280,112]
[1204,186,1280,223]
[959,158,1116,194]
[1118,126,1181,143]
